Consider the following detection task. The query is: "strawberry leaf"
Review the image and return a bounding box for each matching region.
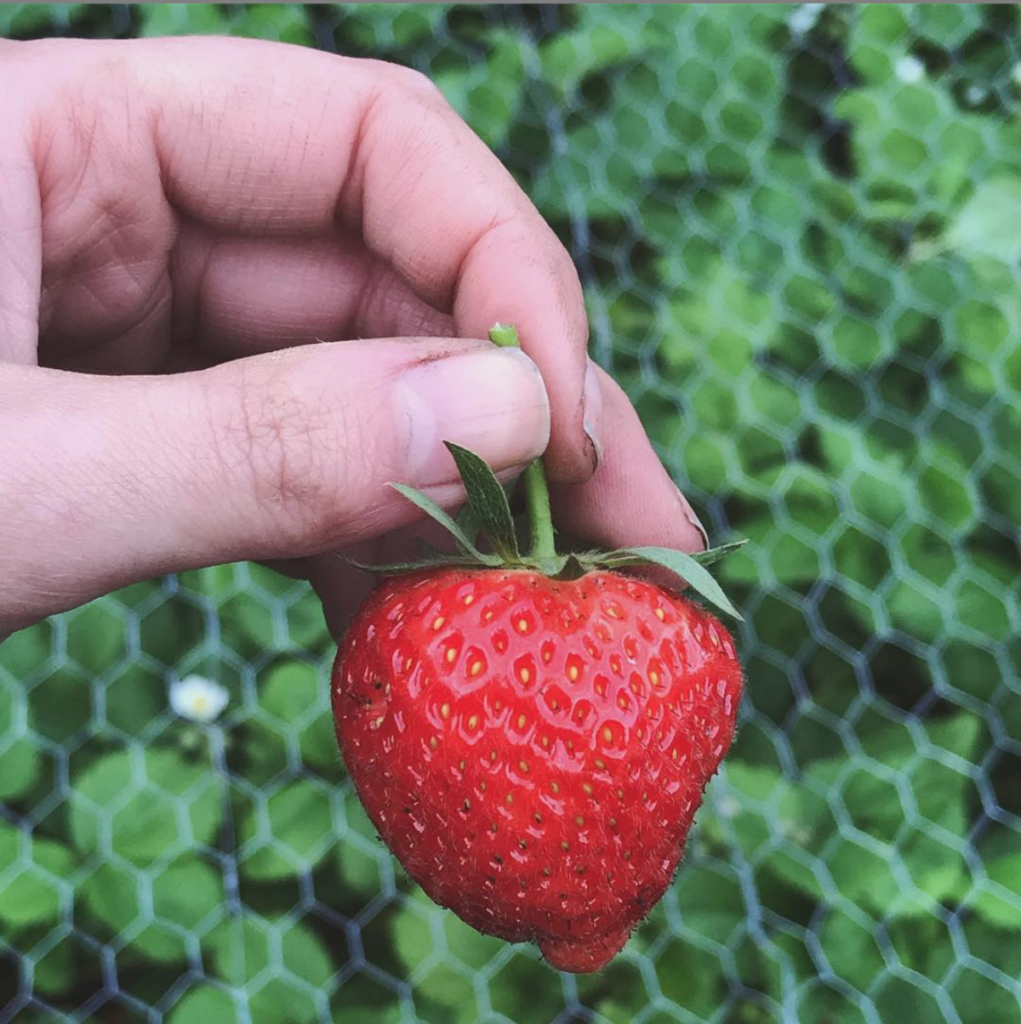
[444,442,521,563]
[388,483,490,561]
[455,503,482,552]
[687,540,749,567]
[415,537,448,559]
[595,546,744,621]
[348,555,494,576]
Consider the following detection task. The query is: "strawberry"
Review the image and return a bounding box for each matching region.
[332,325,744,973]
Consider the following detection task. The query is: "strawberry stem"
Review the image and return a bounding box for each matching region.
[522,459,557,561]
[488,323,521,350]
[489,323,558,564]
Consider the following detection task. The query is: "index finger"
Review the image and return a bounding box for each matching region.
[127,36,595,481]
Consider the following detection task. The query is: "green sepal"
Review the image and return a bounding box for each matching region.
[454,502,482,552]
[585,545,744,621]
[415,537,448,559]
[347,555,496,576]
[444,442,520,562]
[687,539,749,567]
[360,361,747,620]
[388,483,489,561]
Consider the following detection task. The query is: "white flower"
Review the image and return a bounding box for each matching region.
[788,3,824,36]
[1013,63,1021,89]
[895,56,925,84]
[170,675,229,723]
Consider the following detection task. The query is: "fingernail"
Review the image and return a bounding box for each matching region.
[397,348,551,485]
[583,358,604,468]
[675,485,709,550]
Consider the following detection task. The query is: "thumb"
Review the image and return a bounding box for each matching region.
[0,339,549,632]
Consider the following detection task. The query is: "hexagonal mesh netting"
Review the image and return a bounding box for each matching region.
[2,3,1020,1022]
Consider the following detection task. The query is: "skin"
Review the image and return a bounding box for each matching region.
[0,36,706,642]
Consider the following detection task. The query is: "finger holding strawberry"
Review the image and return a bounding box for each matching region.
[332,325,744,973]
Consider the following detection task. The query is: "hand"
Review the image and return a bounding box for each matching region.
[0,36,707,639]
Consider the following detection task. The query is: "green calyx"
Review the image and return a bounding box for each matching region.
[352,325,746,621]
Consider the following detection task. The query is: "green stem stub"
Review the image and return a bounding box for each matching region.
[352,323,747,621]
[488,323,522,350]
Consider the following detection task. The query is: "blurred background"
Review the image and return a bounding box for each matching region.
[2,4,1020,1022]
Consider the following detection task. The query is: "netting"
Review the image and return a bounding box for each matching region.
[2,3,1020,1022]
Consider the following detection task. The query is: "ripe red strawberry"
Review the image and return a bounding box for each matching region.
[332,566,741,972]
[331,323,744,973]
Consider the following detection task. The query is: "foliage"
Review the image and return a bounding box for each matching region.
[2,3,1020,1022]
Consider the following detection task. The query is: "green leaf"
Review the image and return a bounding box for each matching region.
[138,596,207,666]
[27,666,93,744]
[348,555,490,576]
[388,483,494,562]
[33,932,75,996]
[211,914,335,988]
[104,664,168,738]
[392,895,435,973]
[0,4,79,37]
[80,862,138,936]
[258,661,339,774]
[946,178,1021,265]
[673,864,746,943]
[0,678,41,801]
[819,910,886,992]
[239,780,334,881]
[688,539,749,567]
[66,599,126,674]
[231,3,313,45]
[601,546,743,620]
[453,501,481,550]
[441,905,504,971]
[206,915,335,1020]
[539,4,655,99]
[338,4,445,51]
[82,856,225,963]
[961,919,1021,995]
[444,442,520,562]
[415,536,447,560]
[219,590,275,661]
[335,791,388,900]
[966,854,1021,929]
[0,823,73,933]
[281,920,336,987]
[0,620,53,676]
[140,3,231,37]
[720,521,818,587]
[168,986,240,1024]
[533,5,786,218]
[70,748,225,865]
[284,589,331,655]
[652,938,727,1017]
[238,719,290,789]
[436,30,527,150]
[150,858,225,948]
[414,963,480,1023]
[208,915,270,984]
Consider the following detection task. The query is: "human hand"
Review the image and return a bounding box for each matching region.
[0,36,707,640]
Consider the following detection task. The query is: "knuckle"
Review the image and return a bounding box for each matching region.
[393,64,436,94]
[356,60,445,105]
[209,363,349,547]
[391,64,445,102]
